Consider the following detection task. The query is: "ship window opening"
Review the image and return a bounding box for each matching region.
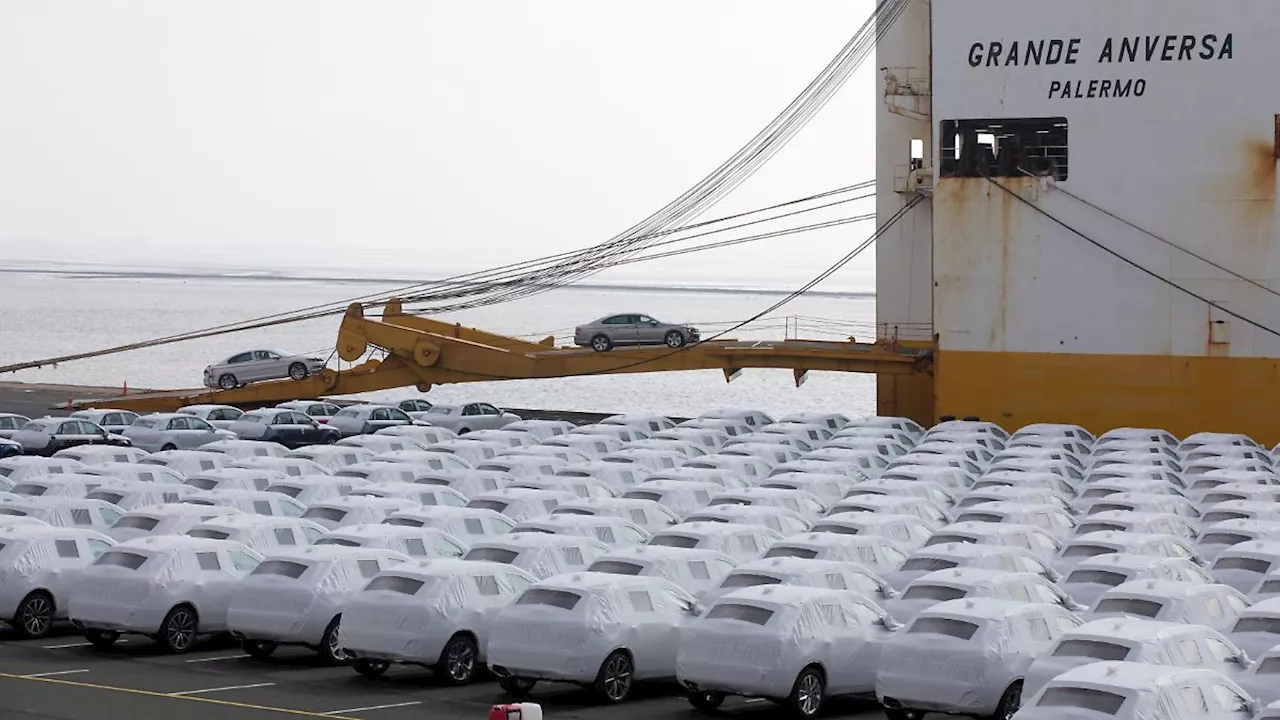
[940,117,1068,181]
[910,138,924,171]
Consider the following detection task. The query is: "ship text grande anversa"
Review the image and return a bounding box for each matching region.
[967,34,1234,67]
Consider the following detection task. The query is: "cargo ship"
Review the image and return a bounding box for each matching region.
[876,0,1280,443]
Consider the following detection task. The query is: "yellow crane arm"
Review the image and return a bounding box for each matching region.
[80,300,932,414]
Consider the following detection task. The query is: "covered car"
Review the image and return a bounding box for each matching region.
[587,546,738,596]
[196,438,289,460]
[1060,553,1216,609]
[647,521,783,563]
[85,480,195,510]
[107,504,241,542]
[226,545,410,662]
[1197,520,1280,563]
[52,444,148,465]
[487,572,699,702]
[677,585,900,717]
[138,449,227,476]
[1013,661,1258,720]
[182,489,306,518]
[1211,540,1280,593]
[68,535,263,652]
[701,556,898,606]
[464,487,577,522]
[283,445,374,473]
[683,504,810,537]
[383,506,515,543]
[300,496,419,531]
[875,598,1083,720]
[263,474,369,506]
[510,514,650,548]
[1052,531,1200,576]
[462,533,609,580]
[762,532,912,576]
[885,543,1061,590]
[1022,617,1252,698]
[1090,580,1250,633]
[341,559,536,684]
[551,497,681,533]
[811,514,937,553]
[79,462,185,486]
[888,568,1084,624]
[185,514,327,552]
[314,523,468,559]
[1226,597,1280,659]
[0,525,115,638]
[921,521,1064,562]
[0,497,124,534]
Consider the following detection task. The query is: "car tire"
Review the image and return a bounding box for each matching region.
[498,676,536,698]
[318,615,348,664]
[458,427,470,435]
[288,362,309,381]
[790,665,825,718]
[218,374,238,390]
[687,690,726,712]
[14,591,55,639]
[435,632,479,685]
[594,649,634,704]
[243,639,277,660]
[161,444,177,451]
[158,604,198,654]
[590,334,613,352]
[85,629,120,651]
[989,681,1022,720]
[664,330,686,348]
[354,658,390,679]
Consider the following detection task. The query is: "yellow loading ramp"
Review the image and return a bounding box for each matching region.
[84,301,933,415]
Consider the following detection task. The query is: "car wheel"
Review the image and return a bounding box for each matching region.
[591,334,613,352]
[436,632,478,685]
[318,615,348,664]
[498,676,536,698]
[664,330,686,348]
[243,639,277,660]
[15,591,54,639]
[990,681,1022,720]
[158,604,198,654]
[161,443,177,452]
[790,665,825,718]
[288,362,309,381]
[85,629,120,651]
[595,649,634,703]
[354,658,390,679]
[687,690,726,712]
[458,427,470,435]
[218,374,238,390]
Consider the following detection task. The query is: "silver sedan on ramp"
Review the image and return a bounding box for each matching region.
[202,349,328,390]
[573,313,700,352]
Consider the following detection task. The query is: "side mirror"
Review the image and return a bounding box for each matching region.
[648,320,659,325]
[880,585,899,600]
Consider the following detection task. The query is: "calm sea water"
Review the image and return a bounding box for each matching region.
[0,272,880,416]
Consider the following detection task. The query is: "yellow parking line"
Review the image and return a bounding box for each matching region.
[0,672,358,720]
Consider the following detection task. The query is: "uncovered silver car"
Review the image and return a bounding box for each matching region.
[573,314,700,352]
[202,349,328,390]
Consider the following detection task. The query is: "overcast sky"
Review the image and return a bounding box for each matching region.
[0,1,878,291]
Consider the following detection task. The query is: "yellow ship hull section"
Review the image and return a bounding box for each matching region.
[937,350,1280,445]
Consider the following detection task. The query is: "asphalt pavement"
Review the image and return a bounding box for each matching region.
[0,626,890,720]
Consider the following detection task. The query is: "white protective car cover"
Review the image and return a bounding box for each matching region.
[186,514,328,552]
[875,598,1082,716]
[80,462,186,485]
[1016,661,1253,720]
[487,572,697,684]
[1211,540,1280,594]
[315,523,469,559]
[1226,597,1280,659]
[300,496,421,530]
[340,559,536,665]
[69,536,264,635]
[885,543,1059,590]
[10,473,122,498]
[764,532,911,576]
[552,498,680,533]
[226,545,411,645]
[383,506,515,542]
[463,533,610,580]
[466,487,578,522]
[108,504,242,542]
[1022,616,1247,698]
[0,525,115,625]
[0,458,87,483]
[701,556,898,606]
[1235,647,1280,708]
[183,489,306,517]
[1060,554,1212,609]
[676,585,898,700]
[510,515,650,548]
[1090,580,1249,634]
[684,505,811,537]
[648,521,785,563]
[587,546,738,596]
[347,482,470,507]
[284,446,375,473]
[86,481,195,511]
